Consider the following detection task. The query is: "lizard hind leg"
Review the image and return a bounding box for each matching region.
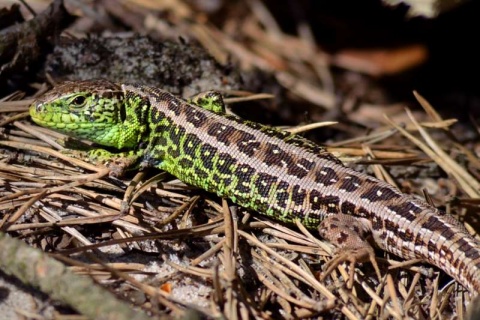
[188,91,226,114]
[318,213,382,288]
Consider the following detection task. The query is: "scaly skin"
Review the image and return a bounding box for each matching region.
[30,79,480,294]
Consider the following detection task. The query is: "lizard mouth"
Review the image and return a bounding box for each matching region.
[30,105,113,133]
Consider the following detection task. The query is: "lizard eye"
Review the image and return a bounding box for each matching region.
[71,96,87,107]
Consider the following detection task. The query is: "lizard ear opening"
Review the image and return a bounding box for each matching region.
[119,101,127,122]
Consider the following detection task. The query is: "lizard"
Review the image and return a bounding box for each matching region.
[29,79,480,295]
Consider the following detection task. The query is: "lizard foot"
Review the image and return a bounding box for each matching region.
[60,149,130,177]
[104,158,136,177]
[86,149,142,177]
[320,246,381,288]
[318,213,382,288]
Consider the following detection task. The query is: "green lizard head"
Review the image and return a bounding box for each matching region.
[30,79,149,149]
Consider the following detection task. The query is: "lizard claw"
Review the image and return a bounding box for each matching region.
[320,246,382,288]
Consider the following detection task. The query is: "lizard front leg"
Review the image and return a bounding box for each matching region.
[77,148,144,177]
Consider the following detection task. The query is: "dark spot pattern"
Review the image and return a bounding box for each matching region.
[339,175,362,192]
[235,164,255,194]
[441,245,453,261]
[216,153,235,176]
[385,219,396,235]
[151,91,172,104]
[387,237,396,248]
[341,201,356,215]
[387,203,418,221]
[167,145,180,158]
[291,185,307,206]
[371,215,383,232]
[287,158,314,179]
[167,99,181,116]
[207,123,236,146]
[325,196,340,213]
[236,131,260,157]
[178,158,193,168]
[439,225,456,241]
[465,246,480,260]
[184,107,207,127]
[356,207,371,219]
[352,225,361,234]
[458,239,471,252]
[275,181,290,208]
[212,173,221,184]
[134,96,150,124]
[406,202,424,214]
[170,126,186,144]
[423,216,452,237]
[414,234,424,247]
[337,231,349,244]
[154,135,168,146]
[309,190,323,211]
[199,143,217,170]
[264,142,295,168]
[361,186,401,202]
[397,229,414,242]
[195,168,209,180]
[314,167,338,186]
[222,177,232,186]
[235,163,255,180]
[256,173,277,199]
[182,133,202,157]
[151,110,167,124]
